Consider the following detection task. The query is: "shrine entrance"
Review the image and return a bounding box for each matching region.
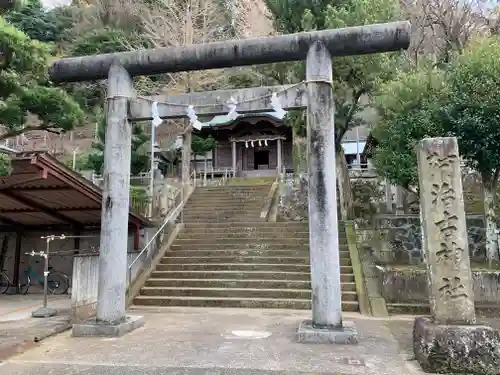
[48,21,410,340]
[254,150,269,169]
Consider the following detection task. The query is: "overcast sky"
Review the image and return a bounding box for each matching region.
[40,0,72,9]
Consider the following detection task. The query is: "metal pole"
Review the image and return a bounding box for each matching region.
[148,121,155,218]
[180,185,184,224]
[72,148,78,170]
[31,235,57,318]
[42,238,49,309]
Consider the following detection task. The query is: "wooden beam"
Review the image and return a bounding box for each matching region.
[129,85,307,121]
[0,190,81,226]
[49,21,410,82]
[0,214,24,227]
[0,207,100,213]
[7,187,74,192]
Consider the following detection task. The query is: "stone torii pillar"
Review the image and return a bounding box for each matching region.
[49,21,410,339]
[296,42,355,343]
[72,65,145,337]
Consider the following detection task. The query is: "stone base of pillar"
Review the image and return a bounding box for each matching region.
[72,315,144,337]
[32,307,57,318]
[413,316,500,374]
[297,320,358,344]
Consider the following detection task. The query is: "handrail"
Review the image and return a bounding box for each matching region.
[127,189,184,286]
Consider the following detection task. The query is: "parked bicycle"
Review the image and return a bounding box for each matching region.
[18,263,69,295]
[0,269,9,294]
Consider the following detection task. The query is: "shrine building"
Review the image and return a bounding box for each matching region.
[195,113,292,178]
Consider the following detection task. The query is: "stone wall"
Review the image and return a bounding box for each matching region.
[277,173,308,221]
[276,175,492,264]
[378,266,500,306]
[277,174,385,222]
[357,215,491,265]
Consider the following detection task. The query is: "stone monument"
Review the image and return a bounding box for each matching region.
[413,137,500,374]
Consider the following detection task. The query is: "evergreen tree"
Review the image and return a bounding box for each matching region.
[84,115,150,175]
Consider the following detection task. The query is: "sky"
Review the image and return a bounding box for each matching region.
[40,0,71,9]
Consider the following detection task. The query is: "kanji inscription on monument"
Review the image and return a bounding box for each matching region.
[417,137,475,325]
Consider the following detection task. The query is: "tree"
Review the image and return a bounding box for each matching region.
[373,37,500,265]
[265,0,402,219]
[0,16,84,142]
[5,0,72,42]
[401,0,497,66]
[191,134,217,170]
[84,114,150,175]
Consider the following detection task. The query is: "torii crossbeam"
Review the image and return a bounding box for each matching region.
[50,21,410,340]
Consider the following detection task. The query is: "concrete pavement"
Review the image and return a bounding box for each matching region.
[0,295,71,359]
[0,307,426,375]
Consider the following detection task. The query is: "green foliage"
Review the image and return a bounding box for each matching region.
[5,0,72,42]
[265,0,342,33]
[69,27,150,56]
[372,66,445,191]
[265,0,402,146]
[130,186,148,200]
[0,153,12,176]
[64,27,154,113]
[439,37,500,181]
[0,15,84,143]
[373,37,500,193]
[84,114,150,175]
[191,135,217,156]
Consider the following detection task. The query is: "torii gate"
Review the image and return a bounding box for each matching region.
[50,22,410,340]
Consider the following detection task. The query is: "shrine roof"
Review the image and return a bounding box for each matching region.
[198,113,286,130]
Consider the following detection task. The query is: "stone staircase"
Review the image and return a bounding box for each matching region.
[133,184,359,311]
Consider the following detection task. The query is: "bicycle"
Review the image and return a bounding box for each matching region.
[18,263,69,295]
[0,269,9,294]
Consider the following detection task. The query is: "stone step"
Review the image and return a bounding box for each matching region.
[149,270,355,282]
[182,212,263,219]
[170,243,348,251]
[185,203,265,209]
[143,278,308,289]
[167,249,350,258]
[177,231,310,240]
[180,226,311,234]
[184,206,264,214]
[182,222,311,229]
[177,232,345,240]
[133,296,359,311]
[182,218,267,223]
[161,256,309,265]
[186,198,267,204]
[188,195,268,200]
[190,193,270,199]
[174,237,310,245]
[190,188,270,193]
[144,279,357,292]
[139,287,358,301]
[155,263,353,273]
[160,256,352,267]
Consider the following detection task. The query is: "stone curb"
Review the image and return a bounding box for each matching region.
[344,221,371,316]
[0,320,71,361]
[345,221,389,317]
